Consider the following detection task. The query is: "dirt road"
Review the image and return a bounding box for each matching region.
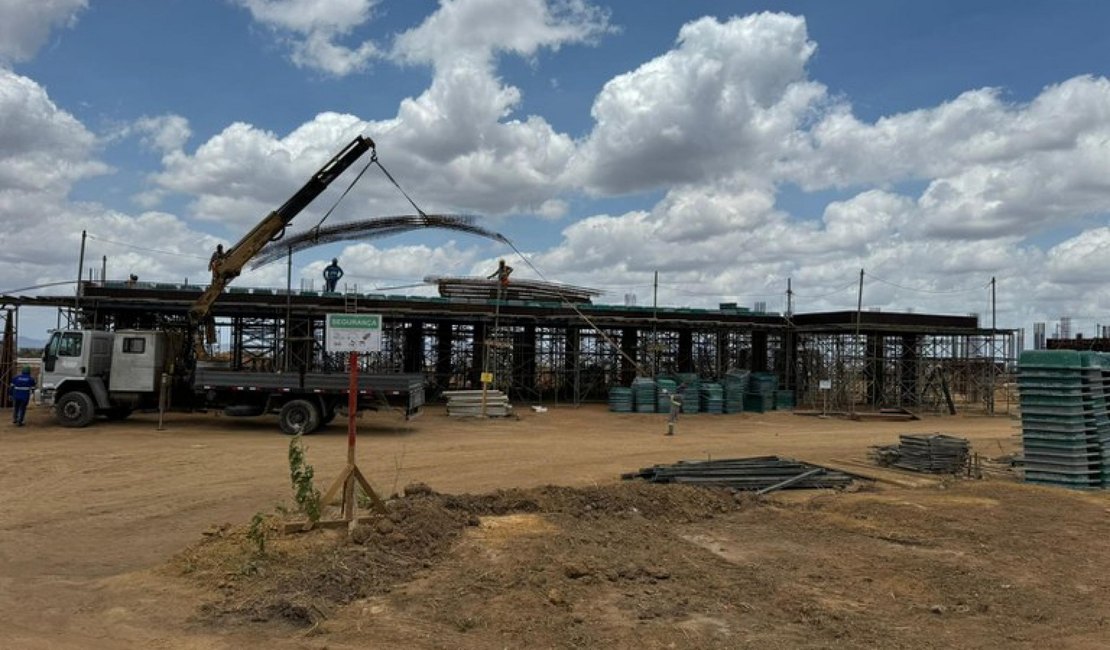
[4,402,1095,648]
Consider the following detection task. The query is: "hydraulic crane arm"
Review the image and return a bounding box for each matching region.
[188,135,375,325]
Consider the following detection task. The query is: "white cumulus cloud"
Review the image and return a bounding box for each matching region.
[0,0,86,65]
[233,0,380,76]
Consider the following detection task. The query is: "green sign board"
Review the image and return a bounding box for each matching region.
[325,313,383,353]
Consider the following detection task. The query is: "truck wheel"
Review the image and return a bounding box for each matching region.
[320,405,338,426]
[279,399,320,435]
[56,391,97,428]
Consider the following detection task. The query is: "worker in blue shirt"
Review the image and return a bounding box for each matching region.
[10,366,35,426]
[323,258,344,292]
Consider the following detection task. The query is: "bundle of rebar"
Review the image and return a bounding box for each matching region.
[622,456,855,492]
[428,276,602,304]
[252,214,507,268]
[870,434,970,473]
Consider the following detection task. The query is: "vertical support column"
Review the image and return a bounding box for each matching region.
[288,317,313,375]
[232,316,244,370]
[620,327,639,385]
[470,321,487,388]
[751,330,769,372]
[678,329,694,373]
[565,326,580,402]
[435,321,452,392]
[403,320,424,373]
[900,334,920,406]
[781,329,797,390]
[866,333,885,406]
[716,330,728,377]
[0,309,14,409]
[522,324,537,397]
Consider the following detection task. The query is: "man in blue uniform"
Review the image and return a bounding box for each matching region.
[10,366,35,426]
[323,258,344,292]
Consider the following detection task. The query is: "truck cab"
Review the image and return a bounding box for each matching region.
[41,329,165,426]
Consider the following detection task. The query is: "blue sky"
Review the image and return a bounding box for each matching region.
[4,0,1110,338]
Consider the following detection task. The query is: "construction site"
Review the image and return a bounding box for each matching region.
[0,135,1105,650]
[3,276,1020,413]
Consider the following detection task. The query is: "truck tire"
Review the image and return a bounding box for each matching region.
[56,391,97,428]
[279,399,320,435]
[320,404,338,426]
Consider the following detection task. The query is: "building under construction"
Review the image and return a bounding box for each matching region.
[1,279,1018,414]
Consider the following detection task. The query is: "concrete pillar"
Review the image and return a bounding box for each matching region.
[470,322,487,388]
[751,330,769,372]
[621,327,639,384]
[435,321,452,391]
[678,329,694,373]
[515,324,537,397]
[403,320,424,373]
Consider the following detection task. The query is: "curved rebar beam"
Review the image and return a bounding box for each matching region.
[251,213,508,268]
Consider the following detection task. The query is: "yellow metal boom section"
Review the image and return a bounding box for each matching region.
[188,135,375,326]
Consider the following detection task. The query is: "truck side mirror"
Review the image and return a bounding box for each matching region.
[44,353,56,372]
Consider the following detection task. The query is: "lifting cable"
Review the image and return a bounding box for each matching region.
[307,150,433,243]
[308,151,379,239]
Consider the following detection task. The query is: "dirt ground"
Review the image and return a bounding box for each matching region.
[2,401,1108,649]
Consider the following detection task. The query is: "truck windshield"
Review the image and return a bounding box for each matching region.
[58,333,83,357]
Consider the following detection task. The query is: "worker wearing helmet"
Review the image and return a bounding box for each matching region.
[10,366,35,427]
[323,258,344,292]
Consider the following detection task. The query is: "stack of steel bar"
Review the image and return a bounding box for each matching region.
[443,390,513,417]
[1018,350,1108,489]
[870,434,970,473]
[429,276,602,304]
[622,456,854,491]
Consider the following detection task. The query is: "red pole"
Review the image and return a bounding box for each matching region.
[347,350,357,464]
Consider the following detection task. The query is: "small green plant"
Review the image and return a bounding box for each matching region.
[247,511,268,555]
[288,435,322,522]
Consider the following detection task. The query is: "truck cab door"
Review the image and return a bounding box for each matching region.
[42,331,89,382]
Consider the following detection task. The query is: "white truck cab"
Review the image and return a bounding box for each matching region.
[41,329,166,426]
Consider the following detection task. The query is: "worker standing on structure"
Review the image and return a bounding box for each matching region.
[323,258,344,292]
[208,244,225,284]
[487,259,513,289]
[10,366,35,427]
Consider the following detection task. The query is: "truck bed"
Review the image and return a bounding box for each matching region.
[194,368,421,391]
[192,368,426,413]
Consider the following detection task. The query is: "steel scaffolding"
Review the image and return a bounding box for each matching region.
[794,330,1018,414]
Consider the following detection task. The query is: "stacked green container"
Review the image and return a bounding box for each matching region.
[723,371,749,413]
[631,377,658,413]
[745,372,778,413]
[673,373,701,414]
[700,383,725,414]
[1018,350,1105,489]
[656,378,678,412]
[608,387,633,413]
